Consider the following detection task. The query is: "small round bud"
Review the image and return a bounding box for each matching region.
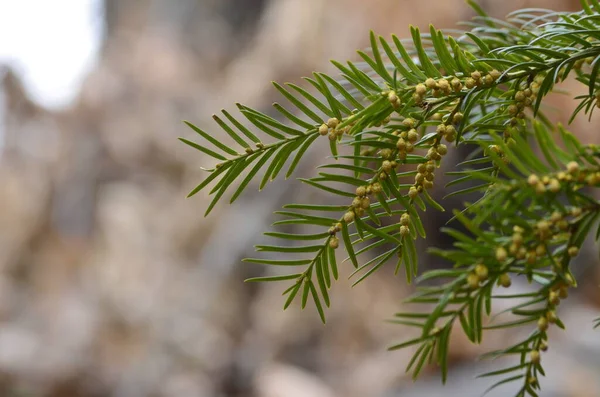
[400,213,410,226]
[537,316,549,331]
[328,132,337,141]
[526,251,537,265]
[387,91,398,104]
[528,174,539,186]
[512,233,523,245]
[390,161,398,169]
[465,77,476,89]
[415,83,427,96]
[382,160,392,173]
[426,163,436,173]
[425,78,437,89]
[352,197,362,208]
[535,244,546,257]
[536,220,550,232]
[360,197,371,209]
[451,78,462,91]
[548,291,560,306]
[489,69,501,80]
[535,182,546,194]
[402,118,416,128]
[548,179,560,193]
[396,138,407,150]
[328,226,336,235]
[436,124,447,135]
[407,129,418,143]
[437,144,448,156]
[557,219,569,231]
[438,79,450,92]
[415,173,425,183]
[356,186,367,197]
[408,186,419,199]
[380,148,392,159]
[496,247,508,262]
[566,161,579,174]
[327,118,339,128]
[319,124,329,135]
[528,376,538,386]
[540,340,548,352]
[571,207,582,217]
[423,180,433,189]
[399,225,410,237]
[515,91,525,102]
[344,211,355,223]
[556,171,565,180]
[425,173,434,181]
[475,264,489,281]
[445,132,456,143]
[417,163,427,173]
[499,273,512,288]
[452,112,463,124]
[427,148,441,161]
[530,350,541,365]
[467,273,480,289]
[245,147,254,154]
[371,182,383,194]
[405,143,414,153]
[329,237,339,249]
[334,222,342,232]
[567,246,579,257]
[513,225,524,233]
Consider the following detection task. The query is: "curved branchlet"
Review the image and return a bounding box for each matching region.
[182,1,600,395]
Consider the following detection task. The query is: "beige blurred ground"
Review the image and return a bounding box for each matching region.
[0,1,598,396]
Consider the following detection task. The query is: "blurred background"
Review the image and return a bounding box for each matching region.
[0,0,599,396]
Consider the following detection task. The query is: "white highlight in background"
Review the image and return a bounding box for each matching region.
[0,0,101,110]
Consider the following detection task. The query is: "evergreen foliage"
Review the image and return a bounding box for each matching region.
[181,1,600,395]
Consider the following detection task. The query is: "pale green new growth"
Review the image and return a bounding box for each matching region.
[181,1,600,395]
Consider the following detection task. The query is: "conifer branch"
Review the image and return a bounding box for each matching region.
[182,1,600,395]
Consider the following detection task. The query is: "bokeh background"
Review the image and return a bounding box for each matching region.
[0,1,599,396]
